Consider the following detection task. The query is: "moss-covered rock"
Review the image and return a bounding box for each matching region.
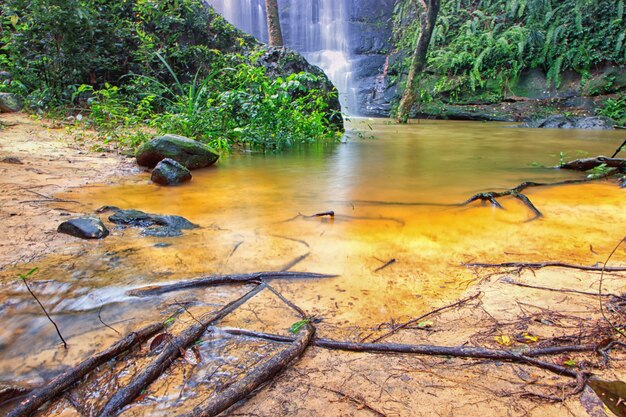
[136,134,219,169]
[0,93,23,113]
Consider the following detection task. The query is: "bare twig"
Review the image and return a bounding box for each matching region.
[501,277,620,298]
[366,292,482,343]
[465,261,626,272]
[374,258,396,273]
[21,276,67,349]
[599,237,626,339]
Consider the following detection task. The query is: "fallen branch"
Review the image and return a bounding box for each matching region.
[7,322,164,417]
[127,271,337,297]
[464,261,626,272]
[221,328,582,379]
[98,284,266,417]
[611,139,626,158]
[560,156,626,171]
[182,324,315,417]
[365,292,482,343]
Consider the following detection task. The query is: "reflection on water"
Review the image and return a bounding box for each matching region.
[1,119,626,400]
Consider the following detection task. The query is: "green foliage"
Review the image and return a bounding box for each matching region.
[392,0,626,101]
[82,55,339,151]
[598,94,626,126]
[1,0,341,150]
[289,318,311,334]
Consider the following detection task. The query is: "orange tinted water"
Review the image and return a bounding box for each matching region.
[2,119,626,391]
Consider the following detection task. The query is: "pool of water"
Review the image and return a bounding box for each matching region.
[2,119,626,394]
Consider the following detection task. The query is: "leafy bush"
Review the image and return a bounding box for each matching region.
[392,0,626,100]
[598,94,626,126]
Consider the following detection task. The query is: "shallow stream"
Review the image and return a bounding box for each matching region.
[2,119,626,414]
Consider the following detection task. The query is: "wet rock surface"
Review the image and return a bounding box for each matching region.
[57,217,109,239]
[108,209,198,230]
[151,158,192,186]
[521,115,614,129]
[136,134,219,170]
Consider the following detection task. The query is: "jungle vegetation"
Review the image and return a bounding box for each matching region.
[0,0,342,150]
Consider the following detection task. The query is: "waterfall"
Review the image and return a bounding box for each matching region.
[206,0,357,115]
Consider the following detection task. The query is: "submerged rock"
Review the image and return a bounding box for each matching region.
[136,134,219,169]
[151,158,192,186]
[107,208,198,238]
[0,93,23,113]
[520,115,614,129]
[57,216,109,239]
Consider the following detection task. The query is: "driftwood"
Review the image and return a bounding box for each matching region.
[182,324,315,417]
[465,261,626,272]
[560,156,626,171]
[127,271,337,297]
[373,258,396,273]
[98,284,267,417]
[221,328,582,379]
[7,322,164,417]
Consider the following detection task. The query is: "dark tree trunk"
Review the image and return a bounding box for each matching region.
[397,0,440,123]
[265,0,284,47]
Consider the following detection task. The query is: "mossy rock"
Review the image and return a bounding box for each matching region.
[0,93,23,113]
[136,134,219,170]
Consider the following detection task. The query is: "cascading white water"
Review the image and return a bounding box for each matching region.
[206,0,357,115]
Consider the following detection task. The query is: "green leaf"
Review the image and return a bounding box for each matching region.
[289,319,310,334]
[163,317,176,326]
[588,379,626,417]
[19,267,39,280]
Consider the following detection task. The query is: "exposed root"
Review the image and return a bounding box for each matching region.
[98,284,267,417]
[7,322,164,417]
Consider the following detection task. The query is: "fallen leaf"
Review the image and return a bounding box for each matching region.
[495,335,512,346]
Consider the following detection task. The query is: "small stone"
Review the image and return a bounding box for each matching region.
[57,216,109,239]
[151,158,192,186]
[0,157,23,164]
[0,93,24,113]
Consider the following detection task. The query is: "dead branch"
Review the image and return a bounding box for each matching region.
[127,271,337,297]
[465,261,626,272]
[611,139,626,158]
[365,292,481,343]
[97,284,266,417]
[7,322,164,417]
[560,156,626,171]
[183,324,315,417]
[221,328,582,379]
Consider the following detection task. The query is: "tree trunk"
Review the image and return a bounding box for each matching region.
[265,0,284,47]
[397,0,440,123]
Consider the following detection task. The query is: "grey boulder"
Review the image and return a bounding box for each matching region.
[0,93,23,113]
[151,158,192,186]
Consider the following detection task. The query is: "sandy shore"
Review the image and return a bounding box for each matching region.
[0,113,136,269]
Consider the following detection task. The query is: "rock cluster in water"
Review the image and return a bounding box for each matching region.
[136,134,219,186]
